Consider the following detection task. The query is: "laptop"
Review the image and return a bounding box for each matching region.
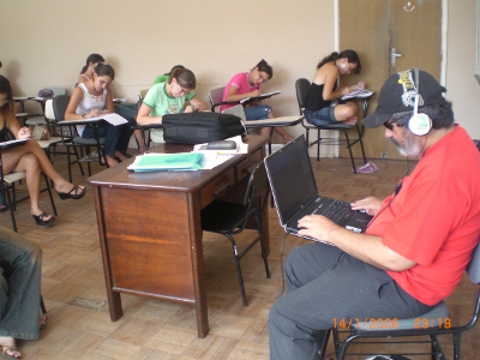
[264,135,372,241]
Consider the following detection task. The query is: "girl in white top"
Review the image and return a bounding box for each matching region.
[77,54,145,153]
[65,64,133,167]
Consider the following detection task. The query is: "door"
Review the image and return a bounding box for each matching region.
[339,0,442,160]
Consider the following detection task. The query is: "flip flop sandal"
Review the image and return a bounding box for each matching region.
[356,162,379,174]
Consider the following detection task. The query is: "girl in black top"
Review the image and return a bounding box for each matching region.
[304,50,365,126]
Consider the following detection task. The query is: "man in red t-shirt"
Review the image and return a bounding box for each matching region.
[268,69,480,360]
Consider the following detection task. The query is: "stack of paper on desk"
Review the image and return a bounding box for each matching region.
[127,152,204,172]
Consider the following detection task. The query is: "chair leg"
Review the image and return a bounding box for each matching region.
[452,333,462,360]
[2,182,17,232]
[40,295,47,315]
[255,214,271,279]
[316,128,320,162]
[344,132,357,174]
[356,125,367,165]
[225,234,249,307]
[43,173,57,216]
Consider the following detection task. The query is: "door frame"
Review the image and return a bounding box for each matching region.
[334,0,448,85]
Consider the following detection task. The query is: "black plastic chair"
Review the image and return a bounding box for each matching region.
[53,95,107,181]
[332,239,480,359]
[295,78,367,173]
[201,162,271,306]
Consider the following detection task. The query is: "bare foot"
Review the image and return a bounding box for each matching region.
[0,336,21,358]
[40,314,48,329]
[345,116,358,125]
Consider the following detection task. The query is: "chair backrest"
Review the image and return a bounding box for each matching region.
[209,86,226,112]
[243,162,270,211]
[467,239,480,284]
[138,89,149,102]
[295,78,312,115]
[52,95,71,121]
[44,99,55,122]
[222,104,246,121]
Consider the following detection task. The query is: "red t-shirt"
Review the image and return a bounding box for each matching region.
[367,126,480,305]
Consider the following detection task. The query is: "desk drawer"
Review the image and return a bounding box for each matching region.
[199,168,235,208]
[235,149,263,181]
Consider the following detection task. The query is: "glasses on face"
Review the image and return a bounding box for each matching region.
[383,119,396,131]
[177,83,190,95]
[258,72,268,83]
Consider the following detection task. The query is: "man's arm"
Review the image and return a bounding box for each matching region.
[297,215,416,271]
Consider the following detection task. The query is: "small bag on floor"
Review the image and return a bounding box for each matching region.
[32,125,50,140]
[162,112,246,145]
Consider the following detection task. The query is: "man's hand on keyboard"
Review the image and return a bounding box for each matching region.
[298,214,342,243]
[351,197,382,216]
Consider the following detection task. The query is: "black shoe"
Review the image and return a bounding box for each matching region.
[56,185,87,200]
[32,212,54,226]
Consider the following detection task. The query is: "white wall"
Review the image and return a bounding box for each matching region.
[1,0,479,142]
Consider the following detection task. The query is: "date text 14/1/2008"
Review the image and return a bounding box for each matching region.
[332,317,452,330]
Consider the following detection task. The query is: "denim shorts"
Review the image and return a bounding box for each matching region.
[245,105,271,120]
[304,105,337,126]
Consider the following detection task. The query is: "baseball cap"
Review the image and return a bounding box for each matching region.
[362,69,446,128]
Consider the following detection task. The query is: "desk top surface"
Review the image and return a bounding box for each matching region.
[88,135,267,192]
[244,115,303,128]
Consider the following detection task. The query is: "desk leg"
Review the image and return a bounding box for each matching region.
[92,186,124,321]
[189,195,209,338]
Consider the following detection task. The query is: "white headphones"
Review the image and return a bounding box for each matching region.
[408,68,432,136]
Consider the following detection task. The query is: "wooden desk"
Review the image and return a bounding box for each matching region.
[88,135,269,338]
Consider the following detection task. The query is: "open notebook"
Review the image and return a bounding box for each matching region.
[264,135,372,242]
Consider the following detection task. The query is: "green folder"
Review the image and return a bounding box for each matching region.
[128,152,204,172]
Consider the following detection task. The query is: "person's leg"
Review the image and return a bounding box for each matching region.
[0,227,42,358]
[2,140,85,196]
[114,124,134,157]
[114,104,144,152]
[304,107,337,126]
[269,243,433,360]
[13,154,53,222]
[82,124,119,167]
[333,101,359,124]
[268,110,294,143]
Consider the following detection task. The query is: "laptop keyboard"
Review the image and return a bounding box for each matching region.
[320,200,352,225]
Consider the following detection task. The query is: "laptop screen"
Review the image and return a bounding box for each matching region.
[265,135,319,226]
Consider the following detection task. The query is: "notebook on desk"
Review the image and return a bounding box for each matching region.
[264,135,372,242]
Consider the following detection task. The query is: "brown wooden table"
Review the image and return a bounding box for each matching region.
[88,135,269,338]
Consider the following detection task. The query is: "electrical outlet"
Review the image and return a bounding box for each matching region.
[381,151,388,159]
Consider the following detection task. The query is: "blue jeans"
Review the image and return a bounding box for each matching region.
[82,122,133,158]
[0,226,42,340]
[304,106,337,126]
[245,105,271,120]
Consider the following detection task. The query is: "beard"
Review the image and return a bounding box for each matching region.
[391,131,424,157]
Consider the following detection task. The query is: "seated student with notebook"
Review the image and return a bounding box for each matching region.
[304,49,366,126]
[268,69,480,359]
[66,64,133,168]
[77,53,145,153]
[136,67,208,145]
[221,59,294,144]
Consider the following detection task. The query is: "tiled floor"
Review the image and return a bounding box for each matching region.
[1,154,478,359]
